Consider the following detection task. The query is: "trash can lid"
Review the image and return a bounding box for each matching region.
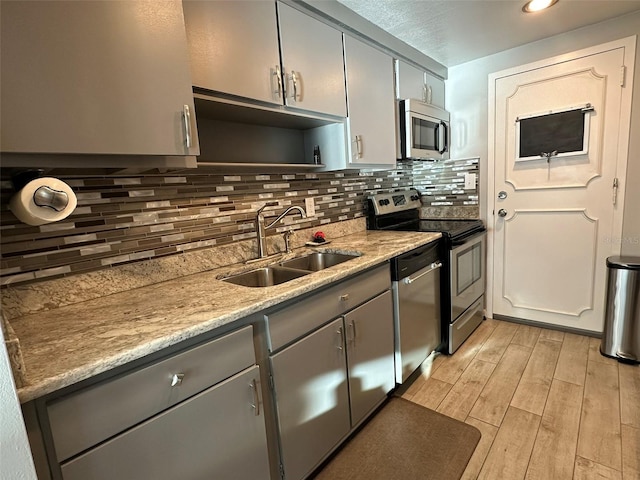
[607,256,640,270]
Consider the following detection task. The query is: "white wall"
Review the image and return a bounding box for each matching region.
[0,328,37,480]
[447,11,640,256]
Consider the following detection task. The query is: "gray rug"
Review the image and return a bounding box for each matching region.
[313,397,481,480]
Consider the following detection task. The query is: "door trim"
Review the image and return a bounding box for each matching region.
[486,35,636,318]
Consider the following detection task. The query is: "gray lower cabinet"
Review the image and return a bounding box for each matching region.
[61,365,269,480]
[270,318,351,480]
[43,325,269,480]
[268,283,394,480]
[345,291,395,426]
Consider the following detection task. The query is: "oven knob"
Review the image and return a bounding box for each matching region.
[378,199,385,206]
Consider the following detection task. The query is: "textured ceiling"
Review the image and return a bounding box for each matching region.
[336,0,640,66]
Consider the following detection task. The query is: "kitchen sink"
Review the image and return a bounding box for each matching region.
[222,252,360,287]
[278,252,359,271]
[222,266,309,288]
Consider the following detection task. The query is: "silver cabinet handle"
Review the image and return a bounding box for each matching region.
[182,105,192,149]
[354,135,363,159]
[249,378,260,416]
[336,327,344,351]
[339,293,349,301]
[403,262,442,284]
[348,320,357,344]
[498,209,508,217]
[273,65,283,99]
[290,70,299,101]
[170,373,185,387]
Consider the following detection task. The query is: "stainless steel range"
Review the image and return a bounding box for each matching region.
[367,189,486,355]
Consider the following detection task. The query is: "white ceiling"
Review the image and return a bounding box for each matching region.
[336,0,640,67]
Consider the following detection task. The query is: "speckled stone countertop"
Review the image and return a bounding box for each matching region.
[11,230,440,403]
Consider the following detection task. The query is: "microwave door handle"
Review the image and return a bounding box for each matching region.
[439,121,448,154]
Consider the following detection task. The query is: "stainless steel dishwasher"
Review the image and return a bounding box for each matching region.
[391,242,442,384]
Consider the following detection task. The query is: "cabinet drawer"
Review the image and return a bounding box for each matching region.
[48,325,255,462]
[266,264,390,351]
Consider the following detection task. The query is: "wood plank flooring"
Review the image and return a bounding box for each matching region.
[399,319,640,480]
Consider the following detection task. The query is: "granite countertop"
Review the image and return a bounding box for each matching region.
[10,230,440,403]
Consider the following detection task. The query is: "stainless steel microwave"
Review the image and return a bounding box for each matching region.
[399,99,450,160]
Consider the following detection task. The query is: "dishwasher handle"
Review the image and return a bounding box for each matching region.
[403,262,442,284]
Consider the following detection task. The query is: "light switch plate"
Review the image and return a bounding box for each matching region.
[305,197,316,217]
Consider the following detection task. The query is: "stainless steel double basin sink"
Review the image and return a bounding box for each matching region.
[222,252,359,287]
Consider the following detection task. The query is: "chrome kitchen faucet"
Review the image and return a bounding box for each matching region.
[256,205,307,259]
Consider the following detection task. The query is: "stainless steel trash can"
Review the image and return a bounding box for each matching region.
[601,256,640,363]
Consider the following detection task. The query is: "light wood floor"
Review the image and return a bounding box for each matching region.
[398,318,640,480]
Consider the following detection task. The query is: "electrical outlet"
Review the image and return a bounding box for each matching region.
[464,173,477,190]
[305,197,316,217]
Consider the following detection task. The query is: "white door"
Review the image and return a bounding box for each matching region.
[490,39,634,333]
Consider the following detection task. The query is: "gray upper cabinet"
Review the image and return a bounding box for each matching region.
[342,35,396,168]
[397,60,446,109]
[277,3,347,117]
[183,1,346,119]
[397,60,427,101]
[0,1,199,157]
[426,72,446,110]
[183,1,282,106]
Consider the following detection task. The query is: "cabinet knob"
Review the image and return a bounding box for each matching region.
[339,294,349,301]
[170,373,185,387]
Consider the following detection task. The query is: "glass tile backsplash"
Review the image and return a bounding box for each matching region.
[0,158,479,286]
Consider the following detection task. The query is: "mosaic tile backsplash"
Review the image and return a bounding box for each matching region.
[0,158,479,286]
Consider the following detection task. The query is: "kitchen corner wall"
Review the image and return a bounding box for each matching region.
[0,159,479,287]
[447,11,640,256]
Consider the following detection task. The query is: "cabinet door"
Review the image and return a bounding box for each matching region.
[270,318,350,480]
[60,366,270,480]
[183,1,282,106]
[426,72,446,109]
[0,1,198,156]
[397,60,426,101]
[345,291,395,426]
[344,35,396,167]
[278,3,347,117]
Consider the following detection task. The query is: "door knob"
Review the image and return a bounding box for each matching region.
[498,191,507,200]
[498,209,508,217]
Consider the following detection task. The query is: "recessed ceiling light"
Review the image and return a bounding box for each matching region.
[522,0,559,13]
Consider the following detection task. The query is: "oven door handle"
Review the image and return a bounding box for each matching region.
[403,262,442,284]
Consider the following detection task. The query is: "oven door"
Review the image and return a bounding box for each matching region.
[450,232,486,321]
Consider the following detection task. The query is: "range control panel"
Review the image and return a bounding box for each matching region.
[368,189,422,216]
